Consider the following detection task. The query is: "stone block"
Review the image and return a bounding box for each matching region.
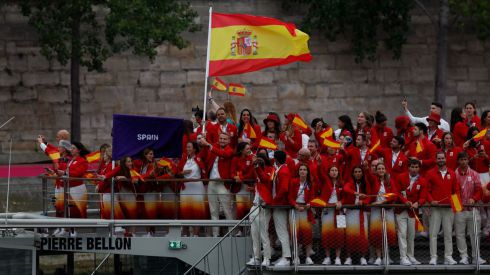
[115,71,139,86]
[38,87,69,103]
[90,113,106,128]
[134,87,156,101]
[22,72,60,86]
[411,68,434,82]
[456,82,477,94]
[277,82,304,99]
[0,72,21,87]
[467,40,484,53]
[448,68,468,81]
[249,85,277,99]
[104,57,128,71]
[180,57,204,70]
[306,84,330,99]
[300,54,335,69]
[0,88,12,101]
[273,71,288,82]
[160,72,187,86]
[374,69,398,82]
[158,87,185,100]
[401,84,419,96]
[169,45,195,58]
[127,56,151,70]
[327,41,351,53]
[445,96,458,108]
[7,55,27,71]
[12,87,37,101]
[403,44,429,54]
[183,85,202,101]
[468,68,488,81]
[187,70,205,84]
[240,71,274,85]
[378,54,402,68]
[85,73,114,86]
[138,71,160,87]
[27,54,49,70]
[384,83,402,95]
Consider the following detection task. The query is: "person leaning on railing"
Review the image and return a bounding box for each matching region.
[247,150,274,267]
[95,145,124,220]
[231,142,255,222]
[365,162,398,266]
[176,141,207,237]
[342,166,369,266]
[289,163,315,265]
[393,158,426,266]
[319,165,345,266]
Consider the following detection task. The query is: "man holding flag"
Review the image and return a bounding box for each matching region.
[426,151,461,265]
[454,151,484,265]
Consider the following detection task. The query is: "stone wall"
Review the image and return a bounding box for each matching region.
[0,0,489,163]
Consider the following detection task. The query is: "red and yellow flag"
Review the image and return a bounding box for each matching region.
[228,83,246,96]
[244,123,257,138]
[323,137,341,149]
[383,193,398,200]
[310,198,327,207]
[292,114,308,131]
[414,213,425,232]
[130,169,145,182]
[85,151,101,163]
[369,139,381,154]
[258,137,278,150]
[472,128,488,142]
[209,12,312,76]
[319,128,333,139]
[211,77,227,91]
[158,157,175,170]
[45,144,60,162]
[450,193,463,212]
[415,140,424,153]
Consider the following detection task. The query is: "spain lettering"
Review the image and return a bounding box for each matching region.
[40,237,131,251]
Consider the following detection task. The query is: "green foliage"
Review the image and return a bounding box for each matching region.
[18,0,200,72]
[283,0,414,63]
[449,0,490,41]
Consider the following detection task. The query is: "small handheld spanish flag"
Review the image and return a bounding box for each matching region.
[472,128,488,142]
[130,169,145,182]
[228,83,246,96]
[258,137,278,150]
[415,140,424,153]
[450,193,463,212]
[414,213,425,232]
[369,139,381,154]
[323,137,341,149]
[85,151,101,163]
[45,144,61,162]
[319,128,333,139]
[244,123,257,138]
[310,198,327,207]
[292,114,308,131]
[383,193,398,200]
[158,157,175,169]
[211,77,227,92]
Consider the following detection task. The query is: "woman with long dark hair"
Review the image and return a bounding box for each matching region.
[342,166,369,265]
[464,102,481,129]
[440,132,463,171]
[338,115,355,141]
[451,108,468,146]
[231,142,255,220]
[262,112,281,136]
[237,108,262,149]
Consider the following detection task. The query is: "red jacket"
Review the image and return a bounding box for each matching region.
[238,123,262,149]
[371,125,394,149]
[428,128,444,148]
[230,154,255,193]
[320,178,343,204]
[133,159,158,192]
[272,164,291,205]
[289,178,315,222]
[444,146,463,171]
[204,144,234,182]
[452,121,468,147]
[104,165,138,193]
[255,165,274,205]
[196,121,219,144]
[342,180,369,205]
[406,137,437,175]
[96,160,116,193]
[394,172,427,215]
[467,140,490,173]
[365,171,398,204]
[176,154,206,190]
[209,122,238,149]
[375,148,409,178]
[67,156,88,188]
[279,128,303,158]
[425,167,460,204]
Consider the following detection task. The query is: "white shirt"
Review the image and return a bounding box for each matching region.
[210,157,221,179]
[405,110,450,132]
[183,157,201,179]
[328,183,338,204]
[296,181,307,204]
[360,148,367,161]
[391,151,400,168]
[377,181,386,202]
[355,182,361,205]
[439,168,448,179]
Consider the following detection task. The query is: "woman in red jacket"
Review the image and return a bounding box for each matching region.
[177,141,207,237]
[231,142,255,220]
[342,166,369,265]
[464,102,481,129]
[289,163,315,265]
[441,132,463,171]
[237,109,262,149]
[320,165,345,266]
[280,114,303,158]
[366,162,398,265]
[96,146,124,220]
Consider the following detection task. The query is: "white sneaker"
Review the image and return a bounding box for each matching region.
[261,258,270,266]
[305,257,314,265]
[444,256,457,265]
[344,257,352,265]
[274,257,290,267]
[373,257,382,266]
[52,228,61,236]
[400,257,411,266]
[246,257,260,265]
[69,231,77,238]
[334,257,342,265]
[459,256,469,265]
[322,257,331,265]
[55,230,69,237]
[476,257,487,265]
[115,227,124,234]
[429,257,437,265]
[145,232,153,237]
[360,257,368,265]
[409,257,421,265]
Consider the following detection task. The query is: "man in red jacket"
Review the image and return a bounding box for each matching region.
[200,132,235,237]
[426,151,460,265]
[271,150,292,266]
[454,151,485,265]
[407,123,437,175]
[213,108,238,149]
[394,159,426,266]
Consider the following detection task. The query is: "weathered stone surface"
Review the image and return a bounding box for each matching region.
[22,72,60,86]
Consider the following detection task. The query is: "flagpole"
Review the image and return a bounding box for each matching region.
[202,6,213,135]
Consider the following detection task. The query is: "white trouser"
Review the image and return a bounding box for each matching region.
[396,211,415,259]
[455,210,481,258]
[250,205,271,259]
[429,208,454,258]
[273,208,291,258]
[208,181,235,236]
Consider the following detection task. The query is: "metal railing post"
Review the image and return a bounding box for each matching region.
[382,207,389,273]
[290,208,298,272]
[472,207,480,274]
[41,177,48,216]
[63,176,69,218]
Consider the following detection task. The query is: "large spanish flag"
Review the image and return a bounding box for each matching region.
[472,128,488,142]
[209,12,312,76]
